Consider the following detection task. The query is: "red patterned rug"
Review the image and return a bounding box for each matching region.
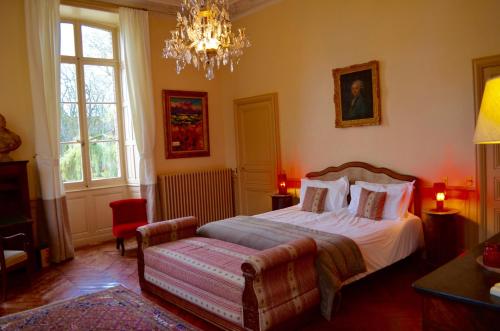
[0,285,199,330]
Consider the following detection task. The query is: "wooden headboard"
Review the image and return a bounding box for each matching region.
[306,161,421,217]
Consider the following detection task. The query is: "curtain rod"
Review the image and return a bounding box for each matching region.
[61,0,164,14]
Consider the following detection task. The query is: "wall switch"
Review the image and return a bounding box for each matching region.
[466,176,474,187]
[442,177,448,185]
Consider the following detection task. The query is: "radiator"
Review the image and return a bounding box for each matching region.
[158,169,235,225]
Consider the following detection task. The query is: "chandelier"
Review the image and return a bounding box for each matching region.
[163,0,250,80]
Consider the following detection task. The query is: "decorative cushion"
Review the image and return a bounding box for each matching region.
[355,180,415,219]
[113,221,148,238]
[1,250,28,269]
[356,188,387,220]
[301,187,328,213]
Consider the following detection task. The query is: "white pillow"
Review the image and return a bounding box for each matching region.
[300,176,349,211]
[348,185,362,215]
[356,180,415,217]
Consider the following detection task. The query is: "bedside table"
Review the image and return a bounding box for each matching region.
[271,194,293,211]
[423,209,460,267]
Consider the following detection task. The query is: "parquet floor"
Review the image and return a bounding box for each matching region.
[0,240,426,330]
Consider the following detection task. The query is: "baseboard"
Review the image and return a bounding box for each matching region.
[72,233,114,248]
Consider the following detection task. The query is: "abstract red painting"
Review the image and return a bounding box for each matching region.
[163,90,210,159]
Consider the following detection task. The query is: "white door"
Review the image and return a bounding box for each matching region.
[474,55,500,241]
[235,93,281,215]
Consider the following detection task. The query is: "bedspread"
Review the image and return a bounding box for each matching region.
[197,216,366,319]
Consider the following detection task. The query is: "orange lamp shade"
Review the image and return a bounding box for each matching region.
[278,173,287,195]
[433,182,446,211]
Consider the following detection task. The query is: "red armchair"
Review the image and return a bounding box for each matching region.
[109,199,148,256]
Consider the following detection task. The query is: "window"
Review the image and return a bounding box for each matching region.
[60,20,125,188]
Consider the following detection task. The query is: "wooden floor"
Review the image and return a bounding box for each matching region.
[0,240,427,330]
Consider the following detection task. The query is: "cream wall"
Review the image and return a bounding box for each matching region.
[149,12,228,174]
[0,0,38,198]
[224,0,500,187]
[3,0,499,190]
[2,0,498,248]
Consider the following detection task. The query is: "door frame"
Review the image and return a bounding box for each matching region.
[234,93,281,214]
[473,54,500,241]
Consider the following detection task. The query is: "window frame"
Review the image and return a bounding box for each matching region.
[60,18,127,190]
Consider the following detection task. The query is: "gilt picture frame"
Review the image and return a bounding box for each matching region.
[163,90,210,159]
[333,60,381,128]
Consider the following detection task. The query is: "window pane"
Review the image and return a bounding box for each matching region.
[89,141,120,180]
[60,143,83,182]
[82,25,113,59]
[61,63,78,102]
[60,103,80,142]
[86,104,117,141]
[60,23,75,56]
[84,65,116,103]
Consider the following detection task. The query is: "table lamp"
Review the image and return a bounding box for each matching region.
[277,173,288,195]
[473,76,500,144]
[474,76,500,270]
[433,182,447,212]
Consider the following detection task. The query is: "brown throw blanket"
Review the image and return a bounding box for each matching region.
[197,216,366,320]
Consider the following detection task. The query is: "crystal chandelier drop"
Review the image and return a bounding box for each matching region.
[162,0,251,80]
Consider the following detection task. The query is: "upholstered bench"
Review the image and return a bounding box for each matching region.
[136,216,320,331]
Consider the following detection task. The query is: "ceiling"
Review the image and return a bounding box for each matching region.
[101,0,279,18]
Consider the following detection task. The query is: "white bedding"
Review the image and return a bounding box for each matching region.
[256,205,424,285]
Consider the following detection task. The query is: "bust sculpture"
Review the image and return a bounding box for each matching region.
[0,113,22,162]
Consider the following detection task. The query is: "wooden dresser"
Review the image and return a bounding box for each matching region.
[0,161,33,244]
[413,233,500,331]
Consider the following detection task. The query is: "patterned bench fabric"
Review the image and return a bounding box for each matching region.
[259,289,319,331]
[137,216,198,249]
[243,238,320,331]
[143,237,258,326]
[145,267,245,325]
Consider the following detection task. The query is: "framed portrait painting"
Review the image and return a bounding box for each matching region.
[332,60,381,128]
[163,90,210,159]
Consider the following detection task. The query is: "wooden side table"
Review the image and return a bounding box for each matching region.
[423,209,460,267]
[271,194,293,211]
[413,232,500,331]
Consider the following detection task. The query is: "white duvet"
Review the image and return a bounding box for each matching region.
[256,205,424,284]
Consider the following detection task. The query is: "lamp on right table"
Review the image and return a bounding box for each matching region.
[433,182,447,212]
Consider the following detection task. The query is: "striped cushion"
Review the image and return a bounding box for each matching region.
[301,187,328,213]
[143,237,259,326]
[356,188,387,220]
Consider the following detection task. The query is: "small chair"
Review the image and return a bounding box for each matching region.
[0,233,32,301]
[109,199,148,256]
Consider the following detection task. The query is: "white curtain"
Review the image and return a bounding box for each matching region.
[24,0,74,262]
[119,8,158,222]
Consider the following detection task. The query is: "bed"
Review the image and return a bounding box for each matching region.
[256,205,423,285]
[197,161,424,320]
[258,161,424,284]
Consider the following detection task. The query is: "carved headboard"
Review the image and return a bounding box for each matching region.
[305,161,421,217]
